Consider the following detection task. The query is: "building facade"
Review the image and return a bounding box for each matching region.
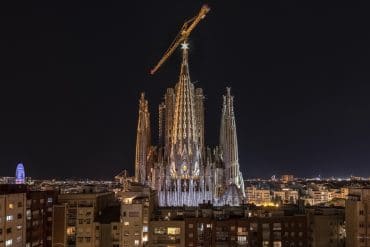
[0,184,27,247]
[273,189,299,205]
[149,220,185,247]
[94,205,121,247]
[134,44,245,207]
[118,183,155,247]
[346,188,370,247]
[26,190,58,247]
[246,187,272,206]
[52,192,115,247]
[306,207,345,247]
[148,203,308,247]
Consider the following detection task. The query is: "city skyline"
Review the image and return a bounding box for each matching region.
[1,1,370,179]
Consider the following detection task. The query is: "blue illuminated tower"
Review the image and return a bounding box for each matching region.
[15,163,25,184]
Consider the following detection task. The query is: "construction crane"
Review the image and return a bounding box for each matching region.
[150,4,210,75]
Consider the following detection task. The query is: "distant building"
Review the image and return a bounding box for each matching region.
[0,184,27,247]
[305,184,330,205]
[346,187,370,247]
[273,189,299,204]
[52,192,115,247]
[0,177,16,185]
[26,190,58,247]
[245,186,272,205]
[15,163,25,184]
[281,175,294,183]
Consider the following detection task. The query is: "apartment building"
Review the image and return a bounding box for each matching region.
[0,184,27,247]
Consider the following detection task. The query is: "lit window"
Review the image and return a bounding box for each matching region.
[167,227,181,235]
[263,241,270,247]
[238,227,247,233]
[47,197,53,203]
[6,215,13,221]
[273,241,282,247]
[143,226,148,233]
[206,224,212,228]
[67,227,76,235]
[238,236,247,244]
[5,239,12,246]
[26,209,31,220]
[8,203,14,209]
[134,240,139,246]
[124,221,129,226]
[124,198,132,204]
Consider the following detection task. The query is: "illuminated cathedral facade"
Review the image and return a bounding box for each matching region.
[134,44,245,206]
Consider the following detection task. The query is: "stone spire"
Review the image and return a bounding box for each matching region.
[135,92,151,184]
[169,42,200,178]
[220,88,245,196]
[195,87,205,161]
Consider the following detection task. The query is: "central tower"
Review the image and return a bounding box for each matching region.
[170,43,200,179]
[155,43,212,206]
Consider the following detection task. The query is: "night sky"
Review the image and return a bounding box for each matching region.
[0,1,369,179]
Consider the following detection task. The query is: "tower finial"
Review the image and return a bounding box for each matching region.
[180,40,190,75]
[181,41,189,51]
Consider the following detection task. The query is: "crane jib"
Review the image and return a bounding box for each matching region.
[150,5,210,75]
